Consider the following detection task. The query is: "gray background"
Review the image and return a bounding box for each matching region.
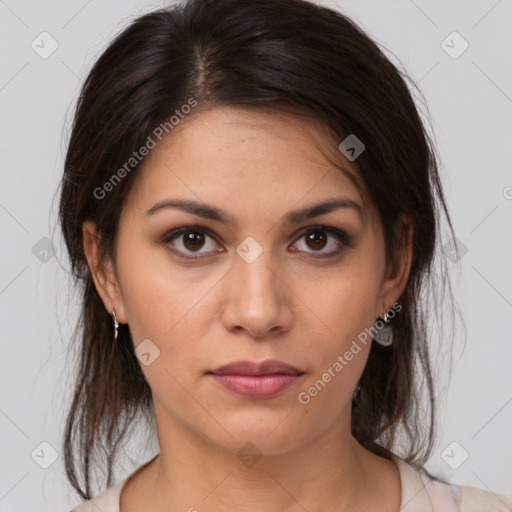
[0,0,511,510]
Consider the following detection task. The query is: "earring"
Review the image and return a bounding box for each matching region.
[352,383,361,400]
[373,310,393,346]
[112,310,119,340]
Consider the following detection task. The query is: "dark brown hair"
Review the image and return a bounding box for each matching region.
[58,0,462,500]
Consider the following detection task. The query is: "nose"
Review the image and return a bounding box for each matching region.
[220,248,293,339]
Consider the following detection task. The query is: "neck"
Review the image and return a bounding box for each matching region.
[142,402,384,512]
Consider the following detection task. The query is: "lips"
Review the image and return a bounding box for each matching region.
[208,359,304,376]
[207,359,305,399]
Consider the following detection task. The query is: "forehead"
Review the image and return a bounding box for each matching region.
[124,107,374,226]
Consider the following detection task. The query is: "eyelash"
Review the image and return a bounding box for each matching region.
[161,225,353,261]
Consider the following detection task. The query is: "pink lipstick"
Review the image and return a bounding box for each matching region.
[208,359,304,399]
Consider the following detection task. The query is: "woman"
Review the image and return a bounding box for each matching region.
[59,0,512,510]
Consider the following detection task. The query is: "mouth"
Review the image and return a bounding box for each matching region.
[208,358,305,376]
[207,359,305,399]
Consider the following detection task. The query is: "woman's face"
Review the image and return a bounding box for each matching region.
[85,107,411,456]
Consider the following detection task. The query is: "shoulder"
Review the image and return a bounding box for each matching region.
[69,478,126,512]
[457,484,512,511]
[391,454,512,511]
[419,471,512,511]
[69,454,159,512]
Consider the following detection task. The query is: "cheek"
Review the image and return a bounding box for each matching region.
[295,288,373,418]
[115,236,214,342]
[293,258,380,399]
[116,258,215,417]
[303,261,381,347]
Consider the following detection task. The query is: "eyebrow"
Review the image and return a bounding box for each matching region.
[144,197,364,224]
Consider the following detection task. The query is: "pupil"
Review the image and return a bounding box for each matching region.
[307,232,326,251]
[184,232,204,251]
[181,231,328,253]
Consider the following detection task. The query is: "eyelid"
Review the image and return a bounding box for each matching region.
[161,226,222,259]
[288,225,352,259]
[161,224,352,260]
[291,224,352,247]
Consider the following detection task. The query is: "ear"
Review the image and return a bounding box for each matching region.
[376,214,413,317]
[82,220,128,324]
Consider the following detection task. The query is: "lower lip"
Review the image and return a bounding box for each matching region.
[210,373,302,399]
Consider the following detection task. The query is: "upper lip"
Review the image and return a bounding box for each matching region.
[209,359,304,376]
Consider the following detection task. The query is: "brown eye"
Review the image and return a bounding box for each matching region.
[305,231,328,251]
[162,227,222,259]
[290,226,352,257]
[182,231,206,252]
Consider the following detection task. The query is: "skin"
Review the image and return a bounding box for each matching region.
[83,107,413,512]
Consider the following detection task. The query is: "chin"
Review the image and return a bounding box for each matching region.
[201,411,307,456]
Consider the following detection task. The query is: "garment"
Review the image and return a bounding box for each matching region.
[70,453,512,511]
